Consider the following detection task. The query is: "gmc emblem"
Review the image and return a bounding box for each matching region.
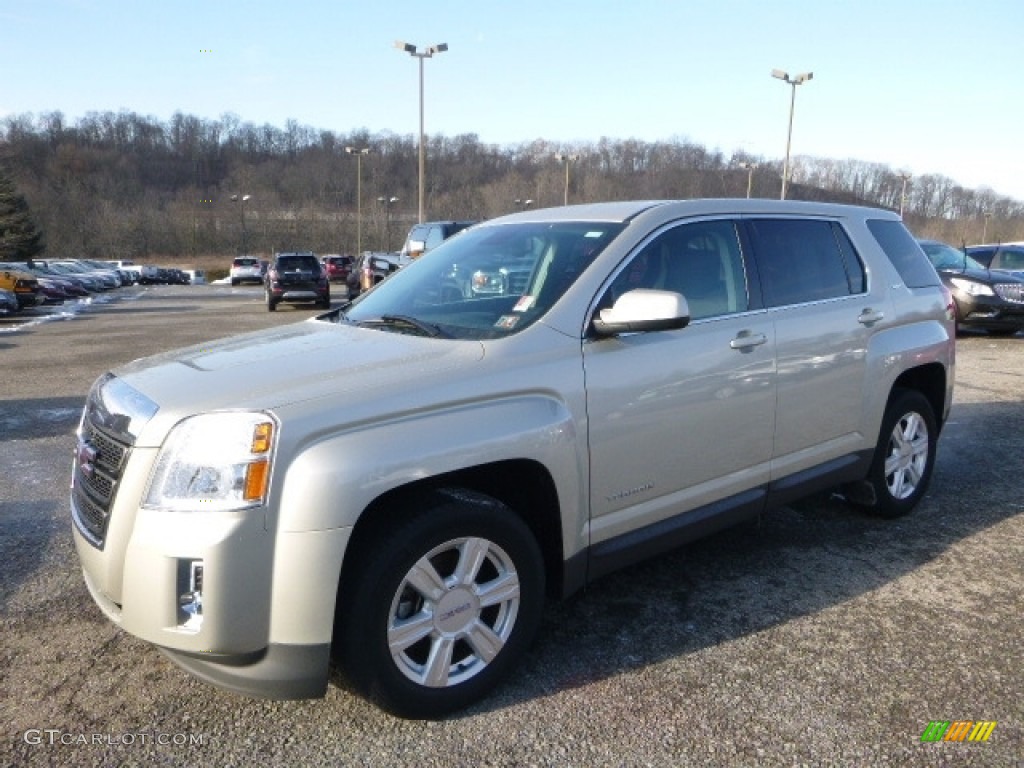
[76,439,98,478]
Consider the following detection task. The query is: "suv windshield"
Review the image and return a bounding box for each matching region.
[341,221,624,339]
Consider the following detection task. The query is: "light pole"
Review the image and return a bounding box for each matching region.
[771,69,813,200]
[982,211,992,243]
[554,153,579,205]
[740,162,758,198]
[230,193,251,254]
[346,146,371,255]
[898,172,912,218]
[378,196,399,251]
[395,40,448,224]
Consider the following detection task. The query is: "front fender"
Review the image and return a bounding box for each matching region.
[275,394,585,536]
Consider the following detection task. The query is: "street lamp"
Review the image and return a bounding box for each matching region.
[740,162,758,199]
[395,40,448,224]
[982,211,993,243]
[898,172,912,218]
[346,146,371,255]
[230,194,251,254]
[378,195,399,251]
[554,153,579,205]
[771,69,813,200]
[515,198,533,210]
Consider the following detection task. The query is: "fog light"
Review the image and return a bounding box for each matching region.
[177,559,204,631]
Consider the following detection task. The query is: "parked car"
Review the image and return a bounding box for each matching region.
[347,251,405,298]
[51,260,119,290]
[230,256,264,286]
[0,264,43,308]
[265,251,330,311]
[399,220,477,260]
[73,199,954,718]
[917,239,1024,335]
[965,243,1024,278]
[0,287,19,315]
[323,255,354,283]
[4,260,90,298]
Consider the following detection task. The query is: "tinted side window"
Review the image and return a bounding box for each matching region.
[606,219,749,320]
[998,249,1024,269]
[748,219,862,307]
[865,219,940,288]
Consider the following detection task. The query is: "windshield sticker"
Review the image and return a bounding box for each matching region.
[513,296,536,312]
[495,315,520,330]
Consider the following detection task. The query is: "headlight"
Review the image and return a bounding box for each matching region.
[950,277,994,297]
[144,412,277,512]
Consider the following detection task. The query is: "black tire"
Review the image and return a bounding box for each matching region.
[861,389,938,518]
[266,289,277,312]
[231,278,238,286]
[335,489,544,719]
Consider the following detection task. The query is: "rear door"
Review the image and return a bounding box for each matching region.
[743,217,882,479]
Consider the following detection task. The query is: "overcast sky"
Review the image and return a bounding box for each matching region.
[3,0,1022,201]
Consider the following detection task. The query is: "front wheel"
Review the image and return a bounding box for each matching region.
[335,489,544,718]
[861,389,938,518]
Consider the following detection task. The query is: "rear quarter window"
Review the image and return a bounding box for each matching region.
[865,219,940,288]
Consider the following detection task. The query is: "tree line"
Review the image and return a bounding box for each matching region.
[2,109,1022,264]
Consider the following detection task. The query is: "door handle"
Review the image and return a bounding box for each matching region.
[858,308,885,325]
[729,331,768,351]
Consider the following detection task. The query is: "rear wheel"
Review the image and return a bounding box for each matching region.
[335,489,544,718]
[861,389,937,518]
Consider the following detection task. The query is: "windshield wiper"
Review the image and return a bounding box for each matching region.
[361,314,447,338]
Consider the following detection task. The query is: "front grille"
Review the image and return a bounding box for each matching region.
[72,413,133,549]
[71,375,158,549]
[994,283,1024,304]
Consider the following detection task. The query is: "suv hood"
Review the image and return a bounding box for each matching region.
[114,319,485,446]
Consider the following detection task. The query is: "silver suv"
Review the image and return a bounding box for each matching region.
[71,200,954,718]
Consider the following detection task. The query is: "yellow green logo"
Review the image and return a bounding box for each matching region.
[920,720,996,742]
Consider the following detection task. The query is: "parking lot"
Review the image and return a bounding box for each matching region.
[1,284,1021,766]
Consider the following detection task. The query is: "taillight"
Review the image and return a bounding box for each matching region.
[940,285,956,322]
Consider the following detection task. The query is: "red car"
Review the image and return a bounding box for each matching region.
[323,255,354,283]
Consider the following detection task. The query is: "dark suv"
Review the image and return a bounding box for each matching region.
[265,252,330,311]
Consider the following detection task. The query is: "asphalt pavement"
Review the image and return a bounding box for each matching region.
[1,285,1021,767]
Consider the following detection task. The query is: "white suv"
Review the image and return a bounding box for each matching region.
[71,200,954,717]
[229,256,263,285]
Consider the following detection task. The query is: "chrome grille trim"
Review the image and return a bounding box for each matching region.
[994,283,1024,304]
[71,375,156,550]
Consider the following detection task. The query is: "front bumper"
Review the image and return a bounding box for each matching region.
[955,294,1024,331]
[160,643,331,700]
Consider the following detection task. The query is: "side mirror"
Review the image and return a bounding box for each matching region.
[407,240,426,259]
[591,289,690,337]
